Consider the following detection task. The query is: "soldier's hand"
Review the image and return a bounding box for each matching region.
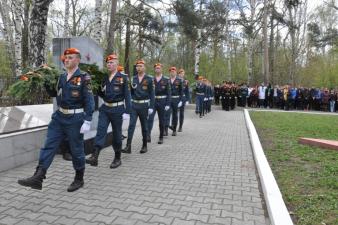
[185,101,189,105]
[80,120,91,134]
[122,113,130,121]
[165,106,170,111]
[148,108,154,115]
[178,101,183,108]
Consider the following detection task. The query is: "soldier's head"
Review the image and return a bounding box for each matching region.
[178,68,185,78]
[135,59,146,74]
[106,54,118,72]
[63,48,81,70]
[169,67,177,78]
[154,63,162,75]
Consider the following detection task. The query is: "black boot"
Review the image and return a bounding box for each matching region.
[110,151,122,169]
[172,126,177,136]
[140,141,148,154]
[18,166,46,190]
[67,169,84,192]
[85,148,100,167]
[178,125,182,132]
[147,135,151,143]
[121,139,131,154]
[164,127,168,136]
[158,137,163,144]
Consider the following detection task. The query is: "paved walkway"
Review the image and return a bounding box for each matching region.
[0,107,269,225]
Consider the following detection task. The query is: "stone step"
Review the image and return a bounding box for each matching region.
[299,138,338,150]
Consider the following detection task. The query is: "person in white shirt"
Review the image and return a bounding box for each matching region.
[258,83,266,108]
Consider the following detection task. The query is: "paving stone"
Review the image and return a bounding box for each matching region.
[0,108,268,225]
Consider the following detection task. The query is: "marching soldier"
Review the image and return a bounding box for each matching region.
[202,78,209,116]
[214,84,220,105]
[122,60,155,154]
[230,82,236,110]
[195,76,206,118]
[178,68,190,132]
[207,81,213,113]
[220,82,226,110]
[224,83,231,111]
[85,54,131,168]
[165,67,183,136]
[147,63,171,144]
[18,48,95,192]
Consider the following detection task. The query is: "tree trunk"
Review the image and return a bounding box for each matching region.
[0,0,16,77]
[288,6,296,85]
[29,0,54,67]
[64,0,70,36]
[227,40,232,81]
[137,26,143,59]
[71,0,76,36]
[12,0,24,76]
[269,6,275,84]
[194,0,203,78]
[247,0,256,85]
[22,0,30,68]
[93,0,102,44]
[194,29,201,77]
[106,0,118,55]
[124,6,131,76]
[262,0,269,84]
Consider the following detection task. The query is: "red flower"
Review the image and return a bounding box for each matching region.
[20,75,29,81]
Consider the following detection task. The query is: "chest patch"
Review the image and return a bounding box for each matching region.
[71,90,80,97]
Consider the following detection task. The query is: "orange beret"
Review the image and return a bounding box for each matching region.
[117,65,124,72]
[178,68,184,73]
[169,66,176,72]
[63,47,80,55]
[106,54,118,62]
[154,63,162,68]
[136,59,145,65]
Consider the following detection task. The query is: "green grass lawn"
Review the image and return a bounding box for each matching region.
[250,111,338,225]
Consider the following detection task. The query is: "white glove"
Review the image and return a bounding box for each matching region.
[204,97,208,101]
[80,120,91,134]
[185,101,189,105]
[122,113,130,120]
[148,109,154,115]
[165,105,170,111]
[178,101,182,108]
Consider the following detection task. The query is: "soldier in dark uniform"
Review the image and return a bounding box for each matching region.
[230,83,236,110]
[18,48,95,192]
[165,67,183,136]
[122,60,155,154]
[202,78,210,115]
[296,87,303,110]
[85,54,131,169]
[214,85,220,105]
[220,82,226,110]
[225,83,232,111]
[178,68,190,132]
[302,87,310,110]
[195,76,206,117]
[207,81,214,113]
[147,63,171,144]
[239,83,248,107]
